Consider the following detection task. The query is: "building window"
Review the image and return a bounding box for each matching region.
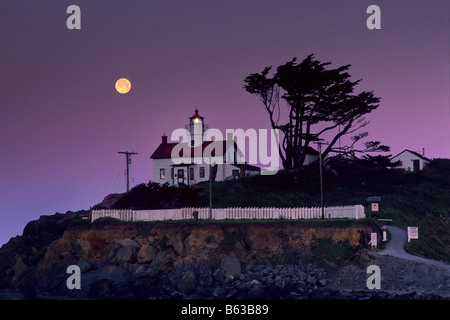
[160,168,165,179]
[190,167,194,180]
[171,168,174,179]
[199,167,205,178]
[232,169,239,177]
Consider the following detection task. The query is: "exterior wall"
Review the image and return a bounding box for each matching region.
[152,158,175,185]
[153,159,244,186]
[153,142,250,186]
[392,151,430,171]
[189,120,204,147]
[191,164,210,185]
[223,164,239,180]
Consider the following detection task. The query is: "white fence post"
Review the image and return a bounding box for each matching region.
[273,208,278,219]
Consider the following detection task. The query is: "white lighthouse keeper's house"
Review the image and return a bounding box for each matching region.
[150,109,260,187]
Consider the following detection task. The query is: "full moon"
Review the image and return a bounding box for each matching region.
[115,78,131,94]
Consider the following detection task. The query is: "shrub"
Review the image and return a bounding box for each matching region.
[112,182,199,210]
[92,217,122,225]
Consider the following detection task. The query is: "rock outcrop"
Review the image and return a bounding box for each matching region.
[0,215,448,300]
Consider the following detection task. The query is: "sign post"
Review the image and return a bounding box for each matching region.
[370,232,377,249]
[407,227,419,243]
[366,196,381,219]
[381,226,387,242]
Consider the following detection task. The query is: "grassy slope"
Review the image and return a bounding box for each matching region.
[192,159,450,262]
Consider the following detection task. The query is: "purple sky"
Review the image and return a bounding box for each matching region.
[0,1,448,246]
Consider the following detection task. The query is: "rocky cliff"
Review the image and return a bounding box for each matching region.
[60,219,376,264]
[0,214,448,300]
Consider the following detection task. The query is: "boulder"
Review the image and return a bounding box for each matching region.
[24,251,42,267]
[317,278,327,287]
[134,265,146,274]
[89,279,112,299]
[43,239,73,268]
[298,271,307,282]
[127,263,141,274]
[135,237,149,246]
[131,277,157,298]
[213,268,223,282]
[71,240,92,259]
[11,259,28,284]
[248,282,265,299]
[137,246,155,264]
[110,238,140,250]
[307,275,317,287]
[139,286,165,299]
[223,274,235,284]
[120,239,140,248]
[76,259,93,273]
[178,270,197,295]
[98,267,129,291]
[195,260,218,288]
[50,266,129,299]
[0,290,26,300]
[213,255,241,282]
[213,286,230,299]
[111,238,125,250]
[114,246,137,264]
[145,254,171,278]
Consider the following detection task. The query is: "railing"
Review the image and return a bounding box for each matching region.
[91,205,364,222]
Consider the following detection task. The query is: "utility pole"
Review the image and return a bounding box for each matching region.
[313,141,329,219]
[118,151,138,193]
[209,157,212,220]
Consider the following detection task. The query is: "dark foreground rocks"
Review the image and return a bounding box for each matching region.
[0,253,330,300]
[1,250,448,300]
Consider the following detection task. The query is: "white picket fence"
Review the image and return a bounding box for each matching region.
[91,205,364,222]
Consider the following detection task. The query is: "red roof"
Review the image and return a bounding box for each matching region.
[150,141,231,159]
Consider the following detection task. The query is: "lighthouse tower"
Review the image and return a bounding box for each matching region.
[188,109,205,147]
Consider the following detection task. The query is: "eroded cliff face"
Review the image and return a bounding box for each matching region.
[51,221,375,266]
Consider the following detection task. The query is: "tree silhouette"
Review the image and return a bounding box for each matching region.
[333,131,391,159]
[244,54,381,170]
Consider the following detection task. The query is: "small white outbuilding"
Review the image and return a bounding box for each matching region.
[391,149,431,172]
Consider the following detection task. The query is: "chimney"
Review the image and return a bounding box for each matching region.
[162,135,168,145]
[422,148,425,156]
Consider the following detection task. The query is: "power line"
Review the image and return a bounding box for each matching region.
[111,173,121,194]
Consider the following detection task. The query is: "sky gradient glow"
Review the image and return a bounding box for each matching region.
[0,0,449,246]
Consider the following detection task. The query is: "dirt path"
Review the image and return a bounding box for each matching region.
[376,225,450,270]
[326,225,449,298]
